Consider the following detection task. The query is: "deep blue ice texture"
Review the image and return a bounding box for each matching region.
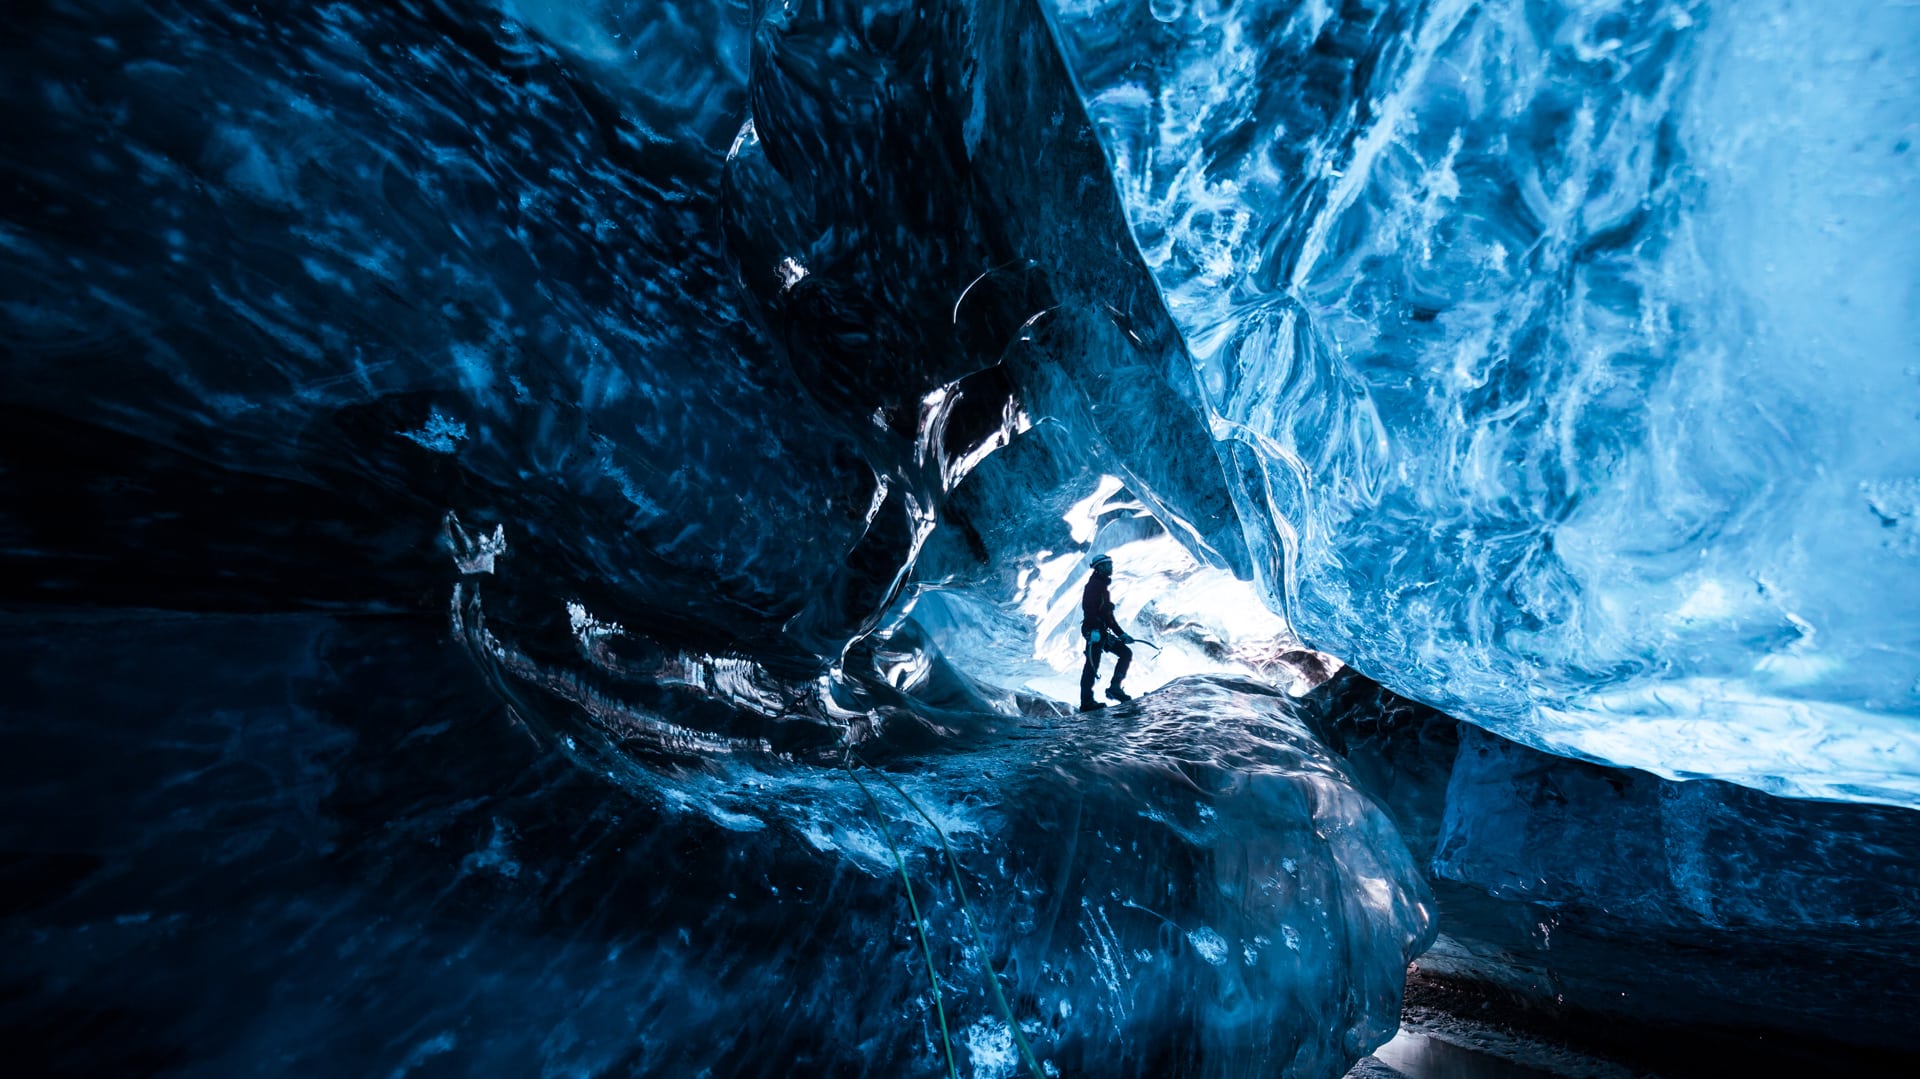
[14,0,1914,804]
[5,0,1919,1073]
[0,615,1433,1078]
[1304,670,1920,1055]
[0,2,1434,1074]
[0,0,876,664]
[1049,0,1920,804]
[0,0,1255,670]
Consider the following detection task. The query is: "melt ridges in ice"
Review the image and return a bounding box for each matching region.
[1048,0,1920,806]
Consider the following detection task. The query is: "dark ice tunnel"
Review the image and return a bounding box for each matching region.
[3,1,1918,1077]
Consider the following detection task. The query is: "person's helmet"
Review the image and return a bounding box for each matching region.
[1090,553,1114,571]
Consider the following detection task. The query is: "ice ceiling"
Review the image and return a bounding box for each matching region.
[5,0,1916,805]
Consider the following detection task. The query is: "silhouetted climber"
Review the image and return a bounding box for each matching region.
[1080,553,1133,712]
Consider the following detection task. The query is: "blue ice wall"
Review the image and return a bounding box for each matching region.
[1304,670,1920,1058]
[0,0,897,668]
[5,0,1920,1073]
[1049,0,1920,804]
[0,0,1254,675]
[13,0,1915,804]
[0,2,1434,1075]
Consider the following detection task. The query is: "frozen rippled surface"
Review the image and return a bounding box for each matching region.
[0,615,1433,1078]
[1050,0,1920,804]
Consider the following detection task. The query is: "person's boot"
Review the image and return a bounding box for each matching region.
[1105,685,1131,703]
[1079,696,1101,712]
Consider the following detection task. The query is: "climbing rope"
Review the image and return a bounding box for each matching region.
[862,763,1047,1079]
[845,755,958,1079]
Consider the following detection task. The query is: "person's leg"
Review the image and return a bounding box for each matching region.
[1105,638,1132,700]
[1079,633,1102,710]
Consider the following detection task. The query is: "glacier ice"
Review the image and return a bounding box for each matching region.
[11,0,1915,803]
[1305,669,1920,1057]
[5,0,1920,1074]
[0,614,1433,1077]
[1049,0,1920,804]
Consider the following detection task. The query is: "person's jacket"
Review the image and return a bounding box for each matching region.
[1080,571,1123,637]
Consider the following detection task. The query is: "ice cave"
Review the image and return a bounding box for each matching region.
[2,1,1917,1076]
